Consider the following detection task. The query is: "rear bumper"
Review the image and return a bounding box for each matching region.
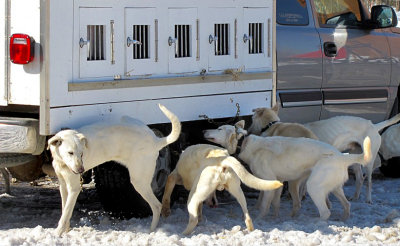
[0,117,45,154]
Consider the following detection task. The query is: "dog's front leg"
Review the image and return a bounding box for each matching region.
[58,176,68,211]
[271,185,283,218]
[55,175,81,236]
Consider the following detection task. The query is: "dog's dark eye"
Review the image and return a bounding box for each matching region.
[68,151,74,156]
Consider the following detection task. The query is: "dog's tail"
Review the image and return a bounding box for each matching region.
[341,136,372,167]
[221,156,283,191]
[374,113,400,132]
[156,104,182,150]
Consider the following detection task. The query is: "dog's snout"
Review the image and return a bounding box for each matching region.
[78,166,85,174]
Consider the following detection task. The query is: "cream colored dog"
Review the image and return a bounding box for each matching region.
[304,114,400,203]
[161,143,282,235]
[48,104,181,236]
[248,104,318,140]
[249,107,400,203]
[238,135,372,221]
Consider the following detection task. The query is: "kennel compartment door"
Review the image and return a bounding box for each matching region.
[242,7,272,70]
[207,8,238,72]
[168,8,198,74]
[125,8,159,76]
[79,7,115,78]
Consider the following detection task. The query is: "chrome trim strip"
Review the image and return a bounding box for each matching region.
[282,100,322,108]
[324,97,387,105]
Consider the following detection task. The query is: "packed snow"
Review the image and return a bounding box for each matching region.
[0,171,400,246]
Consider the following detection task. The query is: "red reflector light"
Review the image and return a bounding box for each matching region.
[10,34,35,64]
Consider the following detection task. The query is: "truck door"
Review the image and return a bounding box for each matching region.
[312,0,391,122]
[276,0,323,123]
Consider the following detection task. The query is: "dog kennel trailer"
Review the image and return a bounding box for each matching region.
[2,0,275,146]
[1,0,276,216]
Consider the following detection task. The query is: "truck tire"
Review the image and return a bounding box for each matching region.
[93,129,174,219]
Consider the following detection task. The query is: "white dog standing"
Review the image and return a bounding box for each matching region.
[48,104,181,236]
[303,114,400,203]
[238,135,372,221]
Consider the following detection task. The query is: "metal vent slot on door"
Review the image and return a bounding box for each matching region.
[214,24,229,56]
[133,25,149,59]
[249,23,263,54]
[87,25,105,61]
[175,25,191,58]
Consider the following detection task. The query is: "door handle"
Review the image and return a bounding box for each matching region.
[323,42,337,57]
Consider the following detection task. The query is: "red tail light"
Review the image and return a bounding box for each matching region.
[9,34,35,64]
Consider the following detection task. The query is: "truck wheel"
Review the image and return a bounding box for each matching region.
[93,129,174,219]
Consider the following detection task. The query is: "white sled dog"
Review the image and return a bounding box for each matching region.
[238,135,372,220]
[249,108,400,203]
[48,104,181,236]
[161,143,282,235]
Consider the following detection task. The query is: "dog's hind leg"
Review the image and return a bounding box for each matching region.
[128,163,162,232]
[1,168,10,194]
[332,187,350,221]
[161,170,180,217]
[226,176,254,231]
[55,174,81,236]
[183,167,219,235]
[307,180,330,220]
[350,164,364,201]
[365,160,374,203]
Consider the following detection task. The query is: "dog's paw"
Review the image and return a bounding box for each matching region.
[55,227,66,237]
[161,206,171,218]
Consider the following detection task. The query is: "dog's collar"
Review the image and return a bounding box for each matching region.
[261,121,279,133]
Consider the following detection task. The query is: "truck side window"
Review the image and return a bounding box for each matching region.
[277,0,309,25]
[313,0,362,27]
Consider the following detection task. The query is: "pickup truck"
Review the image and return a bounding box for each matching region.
[275,0,400,177]
[1,0,399,218]
[276,0,399,124]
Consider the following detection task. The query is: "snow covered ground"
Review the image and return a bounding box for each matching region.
[0,171,400,246]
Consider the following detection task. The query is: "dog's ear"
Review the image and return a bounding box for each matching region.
[76,133,88,148]
[47,135,62,150]
[252,108,264,117]
[227,132,238,155]
[272,104,280,113]
[235,120,245,129]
